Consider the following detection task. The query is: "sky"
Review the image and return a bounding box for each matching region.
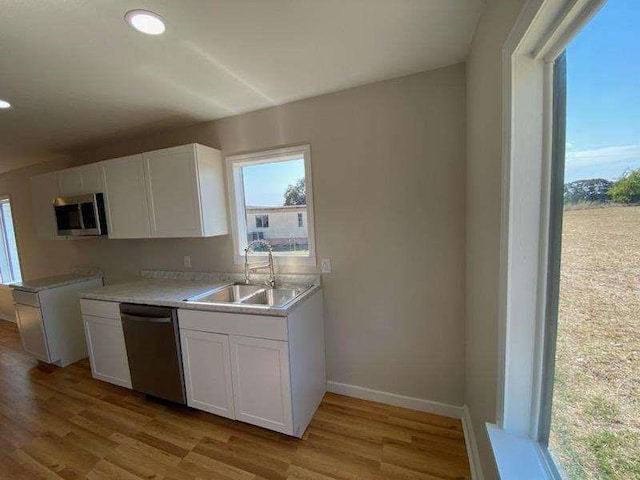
[565,0,640,182]
[242,158,305,206]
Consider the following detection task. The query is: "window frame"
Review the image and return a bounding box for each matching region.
[0,195,23,285]
[225,144,317,266]
[490,0,607,478]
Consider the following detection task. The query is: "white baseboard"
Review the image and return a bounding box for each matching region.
[326,381,484,480]
[462,406,485,480]
[326,380,464,419]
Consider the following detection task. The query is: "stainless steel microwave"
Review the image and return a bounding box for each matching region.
[54,193,108,237]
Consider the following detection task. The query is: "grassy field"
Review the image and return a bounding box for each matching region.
[549,206,640,479]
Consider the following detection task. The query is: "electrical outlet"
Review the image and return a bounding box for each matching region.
[321,258,331,274]
[183,255,191,268]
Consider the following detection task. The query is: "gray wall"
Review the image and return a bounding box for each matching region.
[1,64,467,407]
[465,0,528,478]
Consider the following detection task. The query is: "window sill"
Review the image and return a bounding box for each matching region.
[486,424,557,480]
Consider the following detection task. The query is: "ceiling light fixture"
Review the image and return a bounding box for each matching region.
[0,99,11,109]
[125,9,166,35]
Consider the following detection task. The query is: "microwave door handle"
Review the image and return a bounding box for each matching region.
[93,199,103,234]
[78,204,85,230]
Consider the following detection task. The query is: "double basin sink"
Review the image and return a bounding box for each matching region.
[185,283,309,308]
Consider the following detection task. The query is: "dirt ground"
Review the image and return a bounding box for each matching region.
[549,206,640,479]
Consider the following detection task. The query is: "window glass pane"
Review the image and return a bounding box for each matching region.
[0,199,22,284]
[241,158,309,255]
[548,4,640,477]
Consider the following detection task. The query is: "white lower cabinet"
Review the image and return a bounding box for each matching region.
[78,292,324,438]
[229,335,293,434]
[180,330,235,419]
[82,311,132,389]
[177,292,325,438]
[83,315,131,388]
[14,279,103,367]
[15,304,51,362]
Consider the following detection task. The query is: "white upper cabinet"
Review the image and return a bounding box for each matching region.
[79,163,103,193]
[30,172,60,240]
[101,154,152,239]
[143,144,228,238]
[58,163,103,196]
[30,143,228,240]
[57,168,81,195]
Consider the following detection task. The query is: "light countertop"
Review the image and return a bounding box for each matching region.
[80,272,321,317]
[12,273,102,293]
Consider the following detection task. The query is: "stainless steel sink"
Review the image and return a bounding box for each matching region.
[188,284,263,303]
[239,288,305,307]
[186,283,310,308]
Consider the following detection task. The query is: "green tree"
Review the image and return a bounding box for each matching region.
[608,169,640,203]
[564,178,612,204]
[284,178,306,205]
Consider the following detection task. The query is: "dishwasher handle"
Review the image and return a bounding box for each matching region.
[121,312,173,324]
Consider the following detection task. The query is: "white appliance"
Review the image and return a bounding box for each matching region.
[12,273,103,366]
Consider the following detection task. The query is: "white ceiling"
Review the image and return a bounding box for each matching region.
[0,0,484,173]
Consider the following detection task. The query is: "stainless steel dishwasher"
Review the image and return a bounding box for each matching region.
[120,303,186,404]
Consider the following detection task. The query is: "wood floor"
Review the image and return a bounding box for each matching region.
[0,320,471,480]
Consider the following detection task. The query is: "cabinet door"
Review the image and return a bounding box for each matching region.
[229,335,293,434]
[15,304,51,362]
[58,167,83,196]
[180,329,235,419]
[58,165,103,196]
[143,145,202,238]
[83,315,132,388]
[30,172,60,240]
[101,155,151,239]
[79,164,103,193]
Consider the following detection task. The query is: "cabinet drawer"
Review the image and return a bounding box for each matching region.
[12,290,40,307]
[80,299,120,319]
[178,309,288,341]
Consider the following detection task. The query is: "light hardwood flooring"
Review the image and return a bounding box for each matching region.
[0,320,471,479]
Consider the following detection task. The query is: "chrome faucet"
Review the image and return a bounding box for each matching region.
[244,239,276,288]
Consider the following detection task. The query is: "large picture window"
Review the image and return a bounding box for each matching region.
[0,197,22,284]
[226,145,316,265]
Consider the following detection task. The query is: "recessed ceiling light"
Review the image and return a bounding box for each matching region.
[125,9,166,35]
[0,99,11,109]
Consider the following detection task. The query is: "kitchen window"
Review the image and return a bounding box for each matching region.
[226,145,316,265]
[0,197,22,284]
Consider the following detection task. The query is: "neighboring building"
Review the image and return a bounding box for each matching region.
[246,205,308,251]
